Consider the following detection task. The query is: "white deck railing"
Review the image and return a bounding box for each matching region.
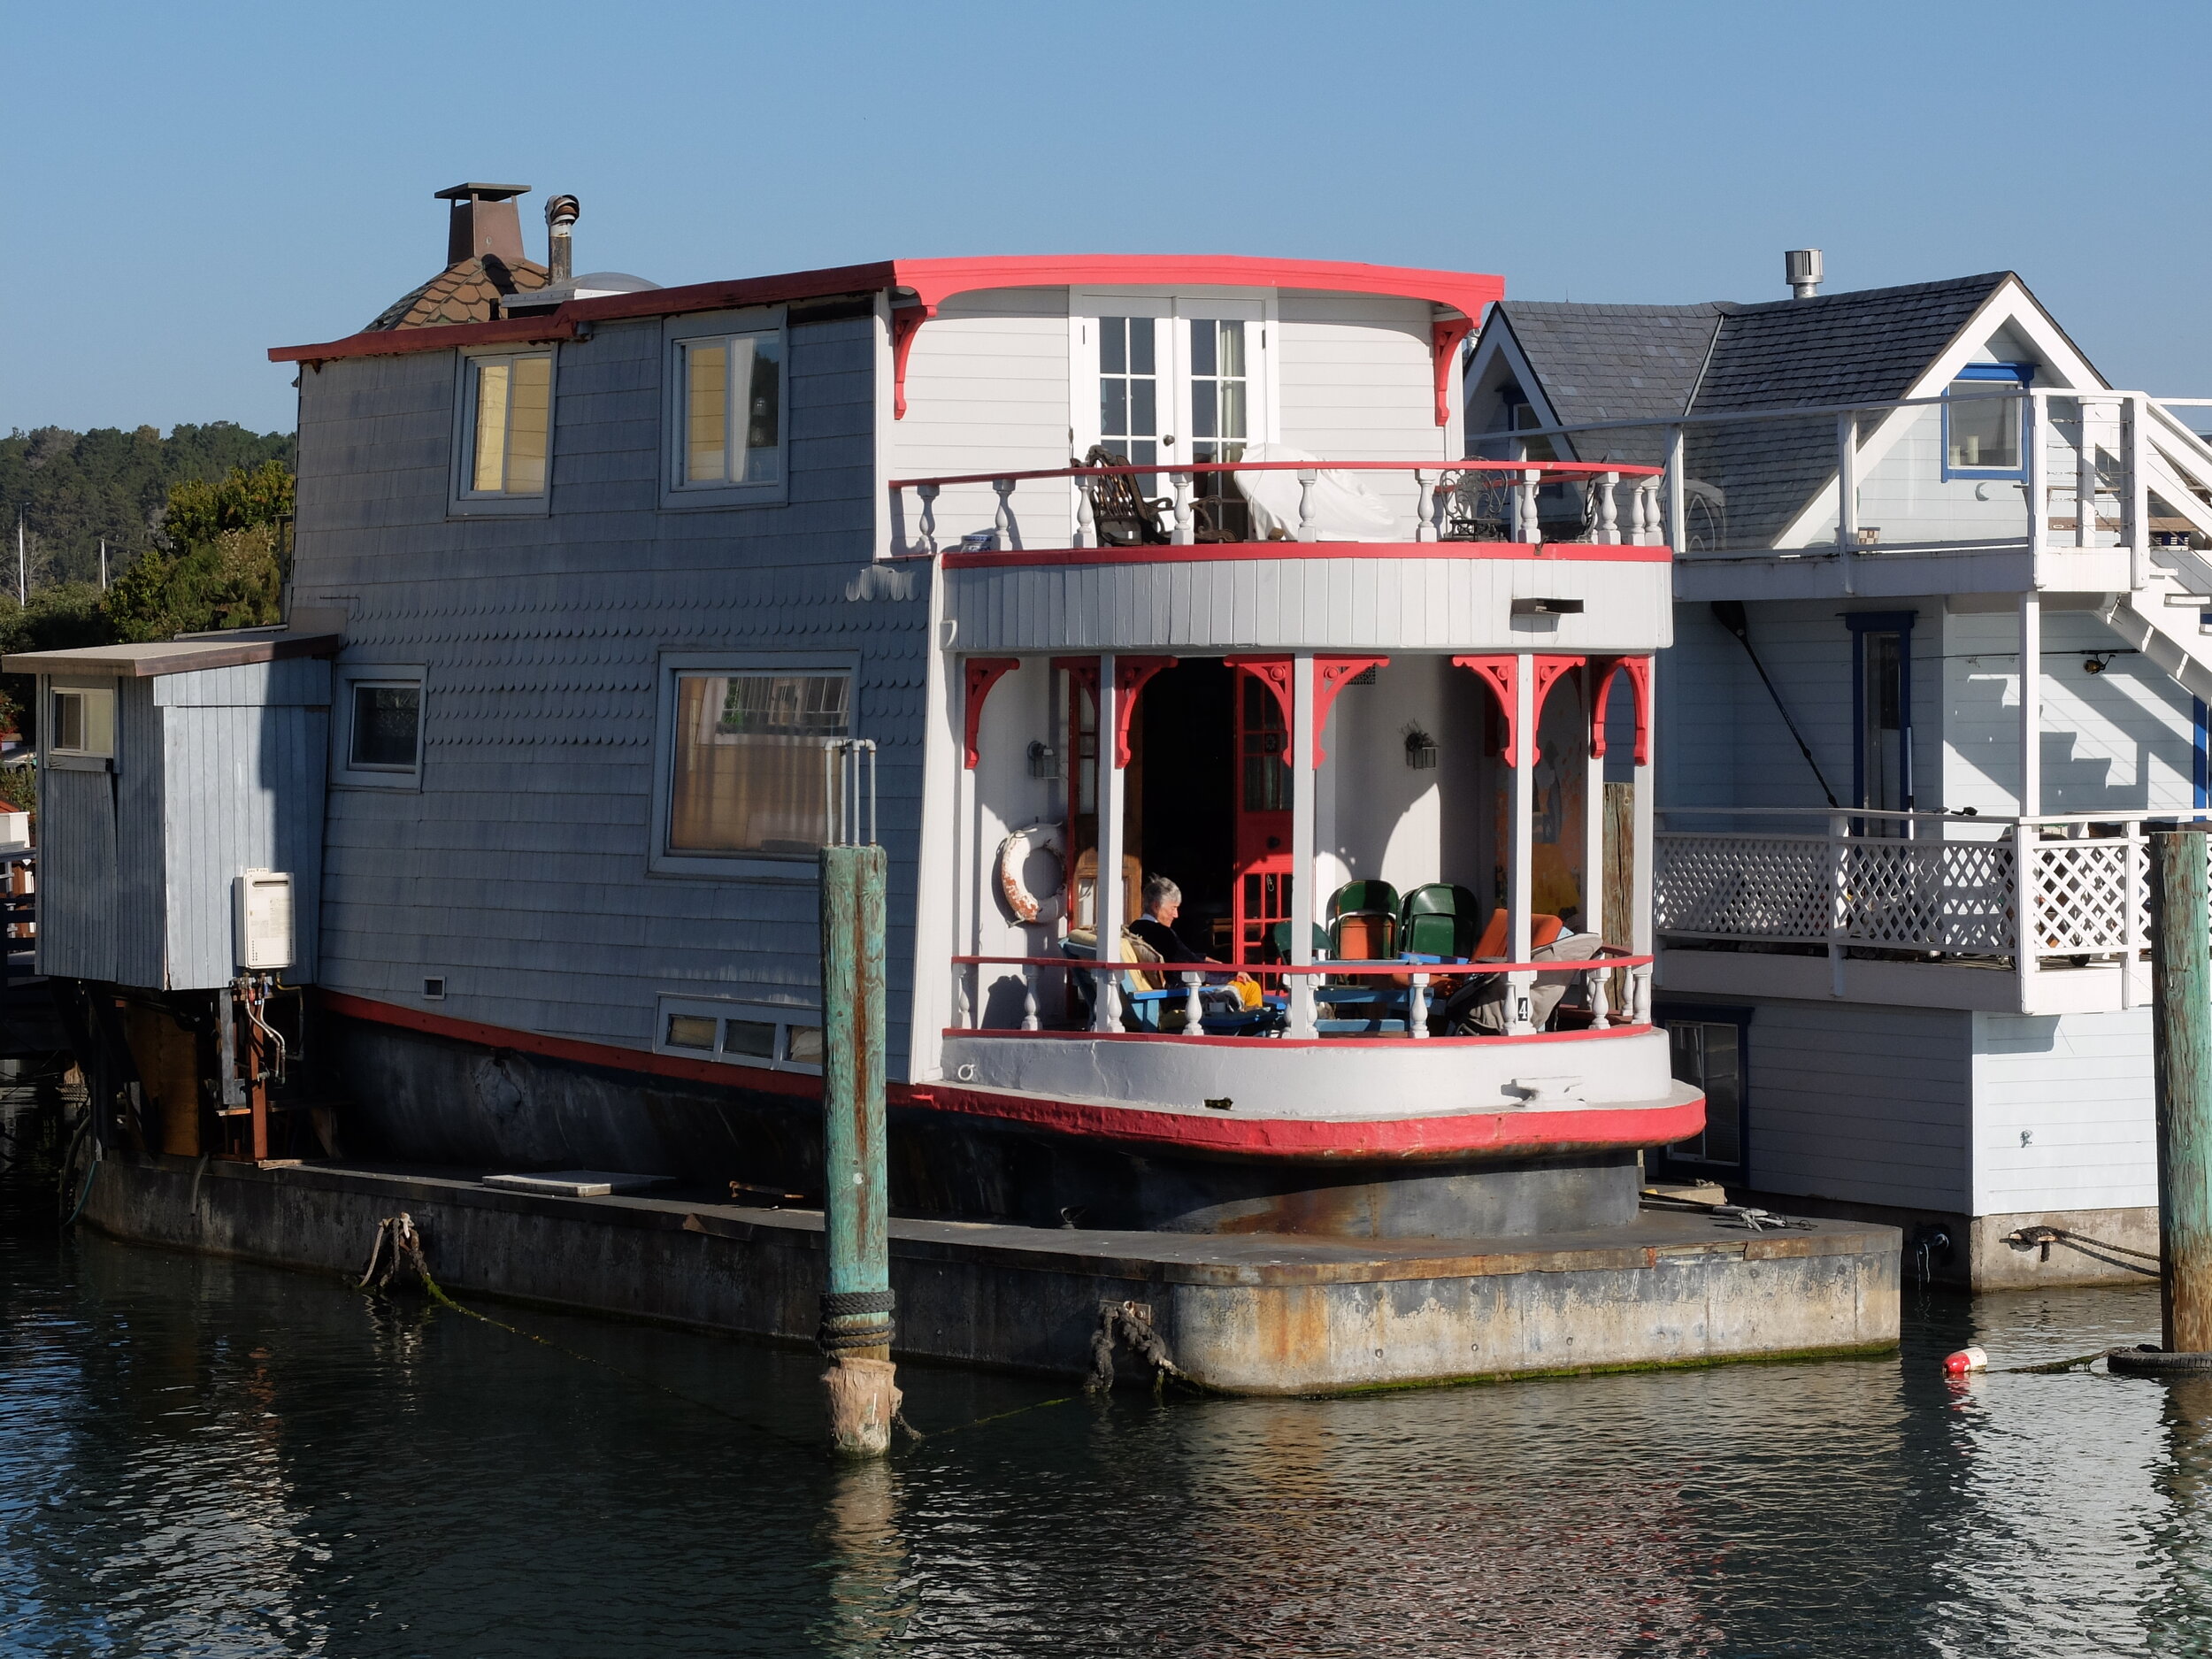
[1653,807,2212,1005]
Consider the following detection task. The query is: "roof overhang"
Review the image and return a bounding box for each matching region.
[270,256,1502,425]
[4,632,342,679]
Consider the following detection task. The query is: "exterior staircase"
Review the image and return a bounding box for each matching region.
[2097,402,2212,703]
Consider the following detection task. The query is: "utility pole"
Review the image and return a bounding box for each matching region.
[14,513,22,606]
[99,538,108,590]
[817,739,897,1455]
[2152,826,2212,1353]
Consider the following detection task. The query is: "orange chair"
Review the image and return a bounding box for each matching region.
[1471,907,1564,960]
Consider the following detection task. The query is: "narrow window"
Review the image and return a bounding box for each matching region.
[665,1013,718,1050]
[50,687,117,757]
[666,671,850,856]
[1097,317,1159,477]
[678,333,783,488]
[1664,1019,1744,1170]
[466,353,553,495]
[349,683,422,771]
[1846,611,1916,824]
[1189,319,1250,540]
[721,1018,779,1059]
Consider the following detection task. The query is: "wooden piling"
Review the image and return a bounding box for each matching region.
[2151,828,2212,1353]
[818,841,898,1455]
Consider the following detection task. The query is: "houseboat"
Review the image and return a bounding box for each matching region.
[1467,250,2212,1285]
[18,183,1696,1245]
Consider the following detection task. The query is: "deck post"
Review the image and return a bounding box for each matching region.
[2151,827,2212,1353]
[1509,652,1536,1033]
[1289,653,1317,1037]
[2018,592,2040,818]
[1836,413,1858,596]
[1630,657,1655,1020]
[1664,426,1686,557]
[1584,664,1606,945]
[1094,656,1123,1033]
[818,833,897,1455]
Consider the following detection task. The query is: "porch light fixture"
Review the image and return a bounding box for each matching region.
[2083,651,2114,675]
[1403,724,1439,770]
[1027,740,1062,779]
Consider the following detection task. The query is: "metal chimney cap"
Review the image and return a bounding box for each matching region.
[434,182,531,202]
[545,194,580,227]
[1785,248,1824,299]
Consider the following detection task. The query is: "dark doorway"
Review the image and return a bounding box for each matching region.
[1135,658,1236,957]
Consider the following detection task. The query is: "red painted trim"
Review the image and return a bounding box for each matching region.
[1313,656,1390,768]
[1048,655,1102,710]
[1588,656,1653,766]
[905,1080,1702,1159]
[951,953,1654,973]
[889,302,928,419]
[317,989,822,1099]
[1111,656,1178,767]
[1223,656,1294,733]
[276,255,1503,382]
[1453,655,1521,766]
[319,989,1692,1160]
[1431,317,1475,426]
[962,657,1021,770]
[894,458,1660,490]
[942,541,1673,570]
[1527,656,1587,765]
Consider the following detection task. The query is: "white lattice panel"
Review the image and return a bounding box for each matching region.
[2032,840,2131,952]
[1655,835,1829,941]
[1841,840,2015,952]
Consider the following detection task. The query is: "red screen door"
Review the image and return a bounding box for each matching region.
[1232,668,1293,963]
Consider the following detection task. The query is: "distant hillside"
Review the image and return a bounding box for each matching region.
[0,423,296,590]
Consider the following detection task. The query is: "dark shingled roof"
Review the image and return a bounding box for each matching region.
[1491,273,2021,546]
[366,253,551,331]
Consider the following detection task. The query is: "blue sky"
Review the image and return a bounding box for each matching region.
[5,0,2207,434]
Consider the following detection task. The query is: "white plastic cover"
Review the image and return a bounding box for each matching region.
[1231,443,1402,542]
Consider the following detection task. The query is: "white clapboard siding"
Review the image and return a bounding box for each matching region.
[1970,1010,2156,1212]
[1276,293,1449,527]
[1744,1000,1973,1209]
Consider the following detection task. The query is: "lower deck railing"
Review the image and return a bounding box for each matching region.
[949,952,1655,1041]
[1654,808,2208,1004]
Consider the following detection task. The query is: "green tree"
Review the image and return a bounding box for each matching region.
[106,461,294,644]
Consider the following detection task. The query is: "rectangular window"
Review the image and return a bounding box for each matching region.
[1846,611,1916,824]
[1097,316,1159,474]
[349,683,422,771]
[50,687,117,757]
[666,671,850,857]
[1664,1018,1744,1169]
[1943,363,2031,477]
[677,333,782,489]
[465,353,552,496]
[654,995,825,1073]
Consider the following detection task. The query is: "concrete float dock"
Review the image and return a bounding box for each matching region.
[85,1156,1899,1393]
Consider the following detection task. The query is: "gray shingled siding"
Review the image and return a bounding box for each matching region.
[292,313,926,1073]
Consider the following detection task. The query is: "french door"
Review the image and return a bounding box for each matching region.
[1233,668,1293,964]
[1072,296,1271,540]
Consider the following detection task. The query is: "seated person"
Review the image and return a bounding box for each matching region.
[1126,876,1210,965]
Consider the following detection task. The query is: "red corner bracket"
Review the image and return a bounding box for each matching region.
[962,657,1021,769]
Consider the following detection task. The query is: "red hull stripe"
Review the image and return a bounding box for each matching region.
[942,541,1671,570]
[319,990,1699,1158]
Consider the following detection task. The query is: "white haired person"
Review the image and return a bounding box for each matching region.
[1123,875,1263,1021]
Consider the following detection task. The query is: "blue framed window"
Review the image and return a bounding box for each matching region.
[1942,362,2033,480]
[1652,1002,1751,1179]
[1846,611,1917,816]
[2195,696,2208,811]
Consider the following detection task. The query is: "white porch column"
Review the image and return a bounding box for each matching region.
[1583,667,1606,940]
[1664,426,1686,556]
[1632,660,1656,1022]
[1289,653,1318,1038]
[1093,655,1123,1033]
[2019,592,2041,817]
[1509,653,1536,1034]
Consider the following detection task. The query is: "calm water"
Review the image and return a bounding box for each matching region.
[0,1230,2196,1658]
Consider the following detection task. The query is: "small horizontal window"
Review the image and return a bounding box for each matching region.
[50,687,117,757]
[465,352,552,497]
[667,671,850,857]
[655,997,824,1074]
[676,332,782,490]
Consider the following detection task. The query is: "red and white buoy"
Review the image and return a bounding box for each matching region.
[1941,1346,1988,1378]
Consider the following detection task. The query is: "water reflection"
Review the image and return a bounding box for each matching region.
[0,1234,2199,1656]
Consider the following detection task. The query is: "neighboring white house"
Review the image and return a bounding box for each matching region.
[1468,260,2212,1286]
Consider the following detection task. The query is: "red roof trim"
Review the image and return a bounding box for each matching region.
[270,254,1501,365]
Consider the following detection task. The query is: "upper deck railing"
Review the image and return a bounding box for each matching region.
[888,458,1666,561]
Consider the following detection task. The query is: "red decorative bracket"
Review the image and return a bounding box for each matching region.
[1588,656,1652,766]
[962,657,1020,770]
[1224,656,1295,741]
[1049,655,1102,711]
[1431,317,1475,426]
[1111,656,1178,767]
[891,303,933,419]
[1450,653,1585,766]
[1313,656,1390,767]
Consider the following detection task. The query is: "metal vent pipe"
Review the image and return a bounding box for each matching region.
[1786,249,1824,299]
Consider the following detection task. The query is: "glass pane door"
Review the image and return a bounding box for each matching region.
[1187,318,1251,541]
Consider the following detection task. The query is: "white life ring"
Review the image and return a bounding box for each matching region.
[996,821,1064,925]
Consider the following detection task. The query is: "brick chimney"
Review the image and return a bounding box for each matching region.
[434,182,530,267]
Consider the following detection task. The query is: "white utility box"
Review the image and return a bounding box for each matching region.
[234,870,296,972]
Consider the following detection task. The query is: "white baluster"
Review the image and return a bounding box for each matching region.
[1296,468,1319,542]
[1506,970,1536,1036]
[1632,964,1653,1025]
[1181,971,1203,1033]
[954,961,972,1030]
[1073,478,1095,549]
[918,483,940,555]
[1409,972,1430,1038]
[993,478,1015,551]
[1598,471,1621,545]
[1588,965,1611,1029]
[1171,472,1194,545]
[1517,469,1541,544]
[1021,964,1040,1032]
[1414,468,1438,542]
